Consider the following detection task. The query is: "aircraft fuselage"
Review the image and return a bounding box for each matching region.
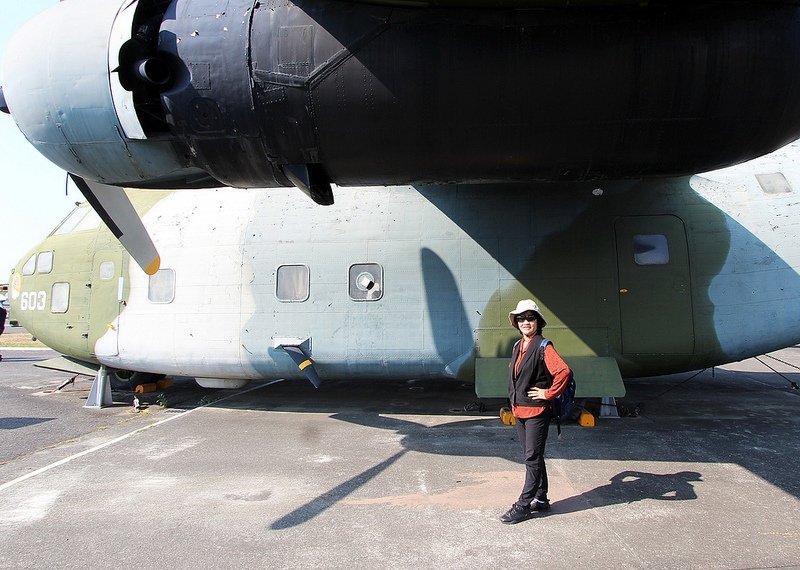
[9,144,800,393]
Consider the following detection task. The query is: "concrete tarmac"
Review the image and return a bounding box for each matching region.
[0,348,799,569]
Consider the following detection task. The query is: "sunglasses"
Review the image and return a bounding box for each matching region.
[515,314,538,323]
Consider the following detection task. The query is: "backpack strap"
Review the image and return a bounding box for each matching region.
[538,338,564,435]
[538,338,551,361]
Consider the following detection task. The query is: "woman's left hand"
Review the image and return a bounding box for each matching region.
[528,387,545,399]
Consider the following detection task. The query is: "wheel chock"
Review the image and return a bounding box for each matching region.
[578,410,596,427]
[156,379,174,390]
[134,382,158,394]
[499,407,516,426]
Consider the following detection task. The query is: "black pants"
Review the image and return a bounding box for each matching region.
[514,410,551,507]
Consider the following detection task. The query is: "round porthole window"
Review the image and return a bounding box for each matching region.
[349,263,383,300]
[356,272,375,291]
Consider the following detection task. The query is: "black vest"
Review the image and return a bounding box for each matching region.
[508,334,553,408]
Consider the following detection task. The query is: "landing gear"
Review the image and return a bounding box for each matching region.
[85,365,113,408]
[85,367,167,409]
[108,369,163,390]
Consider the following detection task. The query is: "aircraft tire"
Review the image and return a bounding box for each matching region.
[109,370,163,391]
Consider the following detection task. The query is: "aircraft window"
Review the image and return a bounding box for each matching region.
[276,265,310,302]
[633,234,670,265]
[51,282,70,314]
[99,261,115,280]
[755,173,792,194]
[52,207,102,235]
[148,269,176,303]
[37,251,54,274]
[73,208,102,231]
[22,254,36,276]
[349,263,383,301]
[53,208,89,235]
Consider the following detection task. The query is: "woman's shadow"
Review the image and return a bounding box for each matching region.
[552,470,703,515]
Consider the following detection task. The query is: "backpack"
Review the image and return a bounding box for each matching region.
[539,338,576,435]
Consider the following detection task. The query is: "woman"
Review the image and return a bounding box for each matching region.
[500,299,572,524]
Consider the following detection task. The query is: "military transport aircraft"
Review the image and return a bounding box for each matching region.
[4,0,800,276]
[7,140,800,401]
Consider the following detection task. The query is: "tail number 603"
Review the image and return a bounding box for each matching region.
[20,291,46,311]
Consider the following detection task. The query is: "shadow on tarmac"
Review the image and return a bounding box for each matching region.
[271,449,409,530]
[0,416,56,429]
[18,347,789,529]
[113,363,800,529]
[551,470,703,515]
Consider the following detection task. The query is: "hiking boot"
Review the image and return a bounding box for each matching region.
[531,499,550,511]
[499,504,533,524]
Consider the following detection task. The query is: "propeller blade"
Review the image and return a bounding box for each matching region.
[68,174,161,275]
[278,345,322,388]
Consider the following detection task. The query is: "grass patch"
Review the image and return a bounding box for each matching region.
[0,333,47,348]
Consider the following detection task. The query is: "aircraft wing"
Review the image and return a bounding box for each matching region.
[5,0,800,192]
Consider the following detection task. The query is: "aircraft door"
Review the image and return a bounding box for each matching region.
[615,216,694,354]
[88,251,125,357]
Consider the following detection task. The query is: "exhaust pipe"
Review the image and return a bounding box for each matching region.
[134,58,171,87]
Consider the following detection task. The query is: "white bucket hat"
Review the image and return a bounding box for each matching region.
[508,299,547,329]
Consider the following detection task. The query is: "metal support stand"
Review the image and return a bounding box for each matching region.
[600,396,620,418]
[85,365,113,408]
[57,376,76,391]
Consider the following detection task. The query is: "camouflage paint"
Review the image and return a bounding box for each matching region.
[9,142,800,389]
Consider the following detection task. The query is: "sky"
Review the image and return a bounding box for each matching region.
[0,1,74,281]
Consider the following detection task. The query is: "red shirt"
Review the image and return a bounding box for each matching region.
[512,343,571,419]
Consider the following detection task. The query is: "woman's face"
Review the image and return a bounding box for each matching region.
[515,312,538,337]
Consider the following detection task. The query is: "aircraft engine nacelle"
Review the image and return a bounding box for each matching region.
[5,0,800,194]
[0,0,222,189]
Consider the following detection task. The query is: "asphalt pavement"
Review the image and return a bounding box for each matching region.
[0,347,798,569]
